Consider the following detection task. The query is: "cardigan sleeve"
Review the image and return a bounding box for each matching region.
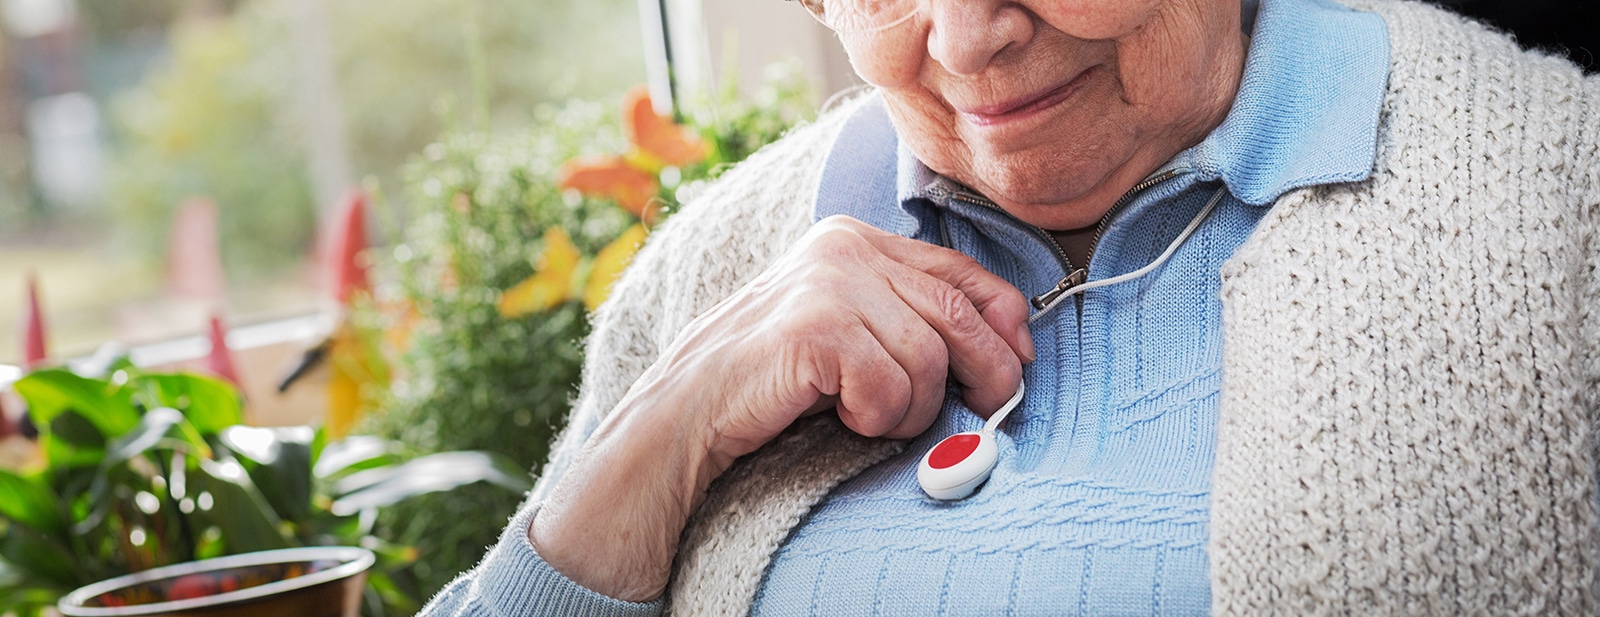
[416,504,663,617]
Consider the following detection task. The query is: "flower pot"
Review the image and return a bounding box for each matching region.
[56,546,374,617]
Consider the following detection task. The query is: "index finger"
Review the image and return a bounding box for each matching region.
[848,221,1036,364]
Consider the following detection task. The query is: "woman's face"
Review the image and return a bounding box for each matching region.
[839,0,1246,230]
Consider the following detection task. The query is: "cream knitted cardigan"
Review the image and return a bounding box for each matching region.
[525,1,1600,613]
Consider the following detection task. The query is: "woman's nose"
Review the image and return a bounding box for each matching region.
[926,0,1034,75]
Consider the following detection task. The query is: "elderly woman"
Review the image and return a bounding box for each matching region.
[422,0,1600,613]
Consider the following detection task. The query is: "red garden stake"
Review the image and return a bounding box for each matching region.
[205,315,241,387]
[22,272,47,371]
[327,189,370,305]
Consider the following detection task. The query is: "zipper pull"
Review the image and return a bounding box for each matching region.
[1031,268,1088,310]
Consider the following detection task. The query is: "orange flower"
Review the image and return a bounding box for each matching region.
[621,85,707,168]
[556,85,708,224]
[556,156,661,223]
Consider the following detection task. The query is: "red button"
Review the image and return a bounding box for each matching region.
[928,434,980,469]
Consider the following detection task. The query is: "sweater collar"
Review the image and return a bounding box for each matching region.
[1192,0,1390,205]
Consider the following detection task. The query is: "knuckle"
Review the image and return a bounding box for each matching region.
[804,227,868,263]
[934,246,984,276]
[772,302,840,342]
[989,286,1032,320]
[946,248,983,271]
[815,214,868,231]
[847,384,909,438]
[995,357,1024,389]
[854,412,897,438]
[929,282,984,336]
[907,335,949,383]
[785,268,839,300]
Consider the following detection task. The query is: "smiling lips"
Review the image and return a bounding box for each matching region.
[957,67,1096,127]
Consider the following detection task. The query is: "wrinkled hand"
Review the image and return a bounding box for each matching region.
[530,215,1033,601]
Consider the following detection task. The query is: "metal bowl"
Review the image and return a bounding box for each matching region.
[57,546,374,617]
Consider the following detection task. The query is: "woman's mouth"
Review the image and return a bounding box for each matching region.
[957,68,1096,127]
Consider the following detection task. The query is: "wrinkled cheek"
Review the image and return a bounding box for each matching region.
[840,34,923,88]
[836,34,963,170]
[1030,0,1161,41]
[881,97,971,184]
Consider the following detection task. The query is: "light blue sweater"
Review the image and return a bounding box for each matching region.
[418,0,1388,613]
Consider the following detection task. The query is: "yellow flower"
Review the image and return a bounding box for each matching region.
[498,227,582,318]
[324,335,363,441]
[324,321,384,441]
[583,224,649,311]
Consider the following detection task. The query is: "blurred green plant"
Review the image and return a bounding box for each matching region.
[103,0,643,286]
[107,14,316,281]
[363,70,815,598]
[0,364,528,617]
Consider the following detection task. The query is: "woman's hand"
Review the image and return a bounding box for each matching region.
[528,215,1034,601]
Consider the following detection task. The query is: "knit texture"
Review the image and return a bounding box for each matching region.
[751,178,1252,615]
[1210,0,1600,614]
[464,0,1599,614]
[674,416,904,616]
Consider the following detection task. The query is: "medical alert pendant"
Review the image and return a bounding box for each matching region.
[916,381,1024,500]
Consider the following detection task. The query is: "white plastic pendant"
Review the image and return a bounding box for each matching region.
[917,430,998,500]
[917,381,1024,500]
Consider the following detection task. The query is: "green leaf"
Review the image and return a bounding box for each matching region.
[307,509,364,542]
[0,521,82,589]
[188,458,293,554]
[0,585,65,617]
[104,408,209,464]
[361,536,420,568]
[47,411,104,448]
[364,568,419,615]
[313,435,395,479]
[75,408,209,534]
[40,412,107,470]
[0,469,65,537]
[194,528,224,561]
[133,374,243,434]
[13,370,138,439]
[220,426,314,524]
[309,425,328,467]
[330,451,530,516]
[0,561,66,617]
[104,355,139,377]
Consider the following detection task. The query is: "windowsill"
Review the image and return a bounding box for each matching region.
[1,312,334,427]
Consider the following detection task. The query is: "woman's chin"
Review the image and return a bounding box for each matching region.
[969,171,1118,229]
[1000,201,1110,231]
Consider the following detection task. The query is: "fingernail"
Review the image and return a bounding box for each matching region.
[1015,324,1036,363]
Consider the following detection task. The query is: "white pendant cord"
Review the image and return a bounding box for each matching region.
[981,380,1027,434]
[919,188,1226,501]
[1027,187,1228,326]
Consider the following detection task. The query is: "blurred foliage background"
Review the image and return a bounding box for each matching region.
[105,0,645,281]
[0,0,645,360]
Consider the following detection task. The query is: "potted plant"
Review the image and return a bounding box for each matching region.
[0,361,529,617]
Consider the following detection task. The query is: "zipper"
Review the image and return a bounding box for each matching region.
[935,188,1073,273]
[1026,167,1185,311]
[926,166,1186,311]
